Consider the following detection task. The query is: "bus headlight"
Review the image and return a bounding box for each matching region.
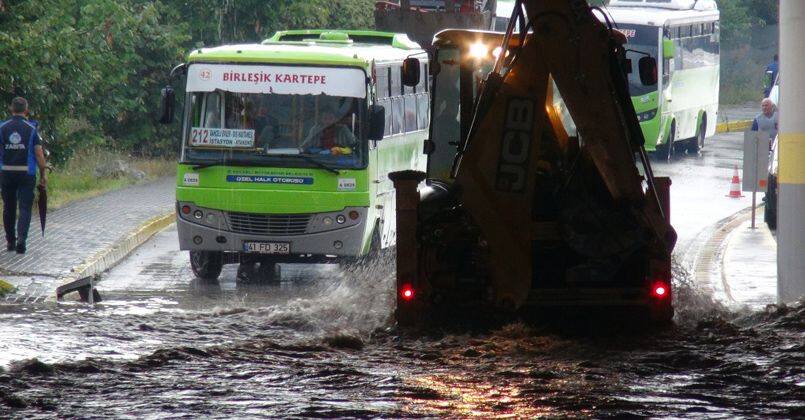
[636,108,658,122]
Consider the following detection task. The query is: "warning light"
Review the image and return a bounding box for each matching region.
[651,282,670,298]
[401,284,415,301]
[181,205,191,215]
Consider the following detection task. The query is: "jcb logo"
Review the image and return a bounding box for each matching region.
[496,98,535,192]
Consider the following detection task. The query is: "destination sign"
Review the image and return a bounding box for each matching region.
[186,64,367,98]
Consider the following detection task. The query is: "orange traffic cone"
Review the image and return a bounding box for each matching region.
[727,164,744,198]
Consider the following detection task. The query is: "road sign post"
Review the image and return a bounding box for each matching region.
[743,130,770,229]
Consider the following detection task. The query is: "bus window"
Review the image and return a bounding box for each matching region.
[391,66,402,96]
[417,92,429,130]
[618,24,660,95]
[377,67,390,98]
[404,94,417,131]
[417,62,428,93]
[380,97,393,136]
[202,92,222,128]
[391,96,404,135]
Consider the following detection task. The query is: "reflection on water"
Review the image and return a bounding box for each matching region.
[0,254,802,418]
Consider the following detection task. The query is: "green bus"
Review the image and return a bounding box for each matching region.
[165,30,429,281]
[603,0,720,160]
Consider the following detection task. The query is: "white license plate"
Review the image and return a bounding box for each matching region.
[243,241,290,254]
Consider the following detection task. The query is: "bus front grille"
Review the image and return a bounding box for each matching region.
[226,212,311,236]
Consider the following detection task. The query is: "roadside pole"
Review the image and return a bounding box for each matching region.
[742,131,769,229]
[778,1,805,304]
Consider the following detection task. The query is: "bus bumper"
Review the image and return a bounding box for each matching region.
[176,210,368,258]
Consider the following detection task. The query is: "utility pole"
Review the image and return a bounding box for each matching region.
[777,1,805,304]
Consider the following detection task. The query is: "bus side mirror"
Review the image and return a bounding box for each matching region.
[638,57,658,86]
[402,57,421,87]
[662,38,675,59]
[368,104,385,141]
[158,86,176,124]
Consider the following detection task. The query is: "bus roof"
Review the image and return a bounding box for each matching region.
[603,4,718,27]
[187,30,423,68]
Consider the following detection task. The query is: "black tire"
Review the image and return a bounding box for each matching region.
[189,250,224,280]
[655,122,675,162]
[687,115,706,154]
[78,287,102,303]
[257,260,279,284]
[764,205,777,230]
[237,259,279,284]
[764,175,777,230]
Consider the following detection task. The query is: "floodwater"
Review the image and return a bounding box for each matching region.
[0,230,802,418]
[0,135,802,418]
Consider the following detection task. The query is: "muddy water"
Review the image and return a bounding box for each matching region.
[0,234,802,418]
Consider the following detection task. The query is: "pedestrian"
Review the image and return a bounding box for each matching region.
[0,97,48,254]
[764,54,778,98]
[751,98,779,144]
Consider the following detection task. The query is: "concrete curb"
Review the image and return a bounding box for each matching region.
[690,206,756,302]
[57,212,175,295]
[715,119,752,134]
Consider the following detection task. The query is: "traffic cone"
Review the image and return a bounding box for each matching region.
[727,164,744,198]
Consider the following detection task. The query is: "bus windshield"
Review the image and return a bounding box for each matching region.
[183,92,365,169]
[617,24,660,96]
[182,64,367,170]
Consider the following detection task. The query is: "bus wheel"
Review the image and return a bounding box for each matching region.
[190,250,223,281]
[688,116,706,154]
[257,260,280,284]
[660,122,676,162]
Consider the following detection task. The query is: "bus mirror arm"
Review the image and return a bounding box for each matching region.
[368,104,386,141]
[158,63,186,125]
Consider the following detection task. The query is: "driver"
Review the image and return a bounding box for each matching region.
[300,108,357,155]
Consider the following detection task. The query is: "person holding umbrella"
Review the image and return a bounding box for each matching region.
[0,97,48,254]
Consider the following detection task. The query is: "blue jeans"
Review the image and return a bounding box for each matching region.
[2,172,36,245]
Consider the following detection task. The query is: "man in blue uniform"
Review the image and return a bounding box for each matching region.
[0,97,48,254]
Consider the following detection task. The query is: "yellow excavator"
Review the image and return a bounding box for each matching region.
[390,0,677,325]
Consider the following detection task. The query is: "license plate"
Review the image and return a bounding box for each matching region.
[243,241,290,254]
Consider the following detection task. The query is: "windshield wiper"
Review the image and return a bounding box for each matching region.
[271,154,341,175]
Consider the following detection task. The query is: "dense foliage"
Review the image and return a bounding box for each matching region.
[0,0,374,163]
[0,0,777,164]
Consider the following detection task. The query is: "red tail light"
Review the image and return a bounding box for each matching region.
[651,282,670,299]
[401,284,415,301]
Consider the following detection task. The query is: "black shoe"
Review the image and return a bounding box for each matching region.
[15,243,25,254]
[6,242,14,252]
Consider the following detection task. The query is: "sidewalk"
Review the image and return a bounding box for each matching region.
[1,177,175,302]
[721,217,778,309]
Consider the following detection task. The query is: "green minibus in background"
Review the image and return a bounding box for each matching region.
[603,0,720,160]
[164,30,429,281]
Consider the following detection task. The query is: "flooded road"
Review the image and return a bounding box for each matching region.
[1,135,802,418]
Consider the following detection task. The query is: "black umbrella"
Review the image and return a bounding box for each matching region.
[37,184,47,237]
